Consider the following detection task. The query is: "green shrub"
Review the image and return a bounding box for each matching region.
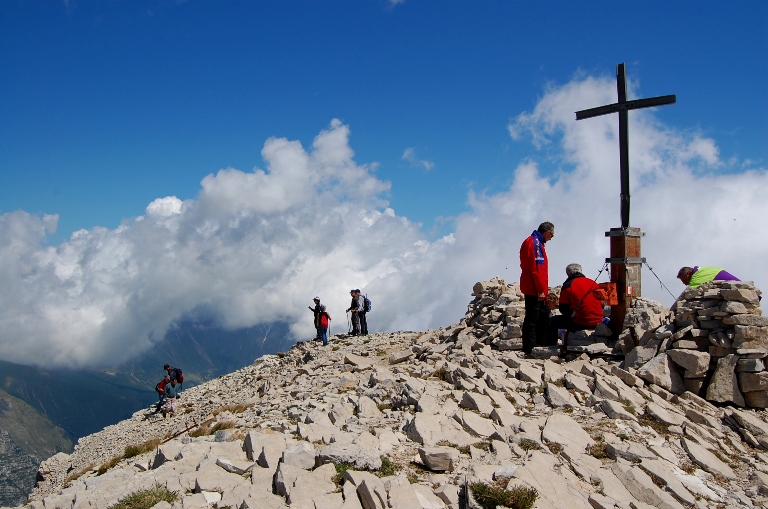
[377,456,401,477]
[106,484,178,509]
[470,482,538,509]
[332,461,355,485]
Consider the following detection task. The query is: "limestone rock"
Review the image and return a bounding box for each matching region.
[681,437,737,480]
[418,447,458,472]
[637,353,685,394]
[666,350,709,378]
[705,354,746,406]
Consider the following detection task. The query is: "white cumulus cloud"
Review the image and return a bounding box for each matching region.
[1,74,766,370]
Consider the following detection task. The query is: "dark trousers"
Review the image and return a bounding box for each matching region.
[522,295,550,354]
[155,393,166,412]
[351,312,361,335]
[359,311,368,335]
[547,314,599,342]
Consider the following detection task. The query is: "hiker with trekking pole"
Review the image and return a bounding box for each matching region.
[308,297,322,341]
[346,289,361,336]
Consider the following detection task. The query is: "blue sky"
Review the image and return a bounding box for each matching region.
[3,1,765,240]
[1,1,767,368]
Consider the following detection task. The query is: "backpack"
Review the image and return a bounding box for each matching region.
[363,295,372,312]
[320,313,329,328]
[172,367,183,383]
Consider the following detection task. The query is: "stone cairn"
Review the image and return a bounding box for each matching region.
[629,280,766,409]
[15,278,768,509]
[463,278,615,356]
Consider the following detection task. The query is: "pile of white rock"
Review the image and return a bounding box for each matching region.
[630,281,767,409]
[14,279,768,509]
[463,278,618,356]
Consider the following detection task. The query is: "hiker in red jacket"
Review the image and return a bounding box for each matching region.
[154,375,171,413]
[548,263,603,345]
[519,221,554,355]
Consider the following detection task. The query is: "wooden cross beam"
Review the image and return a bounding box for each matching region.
[575,63,675,228]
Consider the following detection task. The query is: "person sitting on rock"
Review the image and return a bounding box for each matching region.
[676,266,741,288]
[547,263,603,345]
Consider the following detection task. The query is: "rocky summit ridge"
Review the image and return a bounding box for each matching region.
[14,278,768,509]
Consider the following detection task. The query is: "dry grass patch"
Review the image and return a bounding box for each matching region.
[124,438,161,459]
[65,463,95,484]
[588,443,609,460]
[638,414,669,436]
[544,441,563,455]
[212,403,254,416]
[97,456,121,476]
[470,481,538,509]
[211,420,236,433]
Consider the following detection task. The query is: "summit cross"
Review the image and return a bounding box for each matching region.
[575,63,675,228]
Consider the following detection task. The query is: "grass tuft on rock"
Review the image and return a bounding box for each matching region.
[332,461,355,485]
[97,456,121,476]
[588,443,609,460]
[210,420,236,433]
[638,414,669,436]
[544,441,563,455]
[106,484,178,509]
[377,456,401,477]
[470,482,538,509]
[518,438,539,451]
[124,439,161,459]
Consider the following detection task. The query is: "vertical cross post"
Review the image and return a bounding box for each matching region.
[606,227,644,333]
[575,63,675,332]
[617,64,630,229]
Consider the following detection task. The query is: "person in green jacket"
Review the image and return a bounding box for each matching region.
[676,266,740,288]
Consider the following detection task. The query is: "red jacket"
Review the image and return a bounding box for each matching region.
[559,274,603,327]
[519,234,548,296]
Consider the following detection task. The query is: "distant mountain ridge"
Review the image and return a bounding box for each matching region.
[0,318,294,506]
[0,391,71,507]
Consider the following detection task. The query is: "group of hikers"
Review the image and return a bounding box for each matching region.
[149,223,746,408]
[520,221,745,357]
[308,289,370,346]
[153,364,183,417]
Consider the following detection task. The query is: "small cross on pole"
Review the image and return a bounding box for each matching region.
[574,63,675,333]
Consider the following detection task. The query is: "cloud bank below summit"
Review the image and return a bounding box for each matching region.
[1,75,766,369]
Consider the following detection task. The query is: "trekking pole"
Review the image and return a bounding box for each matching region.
[347,312,351,334]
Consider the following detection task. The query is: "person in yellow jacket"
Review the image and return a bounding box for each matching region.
[676,266,740,288]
